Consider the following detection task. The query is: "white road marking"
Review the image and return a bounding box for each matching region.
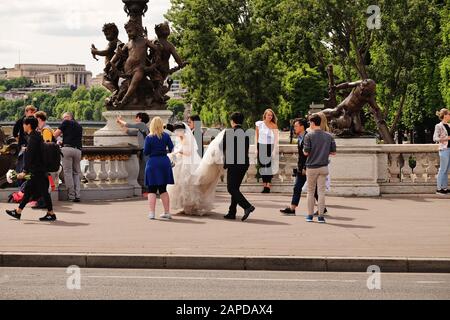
[85,275,358,283]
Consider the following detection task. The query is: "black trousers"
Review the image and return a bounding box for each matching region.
[19,172,53,211]
[257,143,274,184]
[227,165,252,214]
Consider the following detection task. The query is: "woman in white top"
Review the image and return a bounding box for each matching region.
[433,108,450,195]
[255,109,279,193]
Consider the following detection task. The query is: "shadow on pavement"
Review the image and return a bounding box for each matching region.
[326,222,374,229]
[22,220,90,227]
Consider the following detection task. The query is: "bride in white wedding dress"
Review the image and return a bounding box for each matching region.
[168,123,226,215]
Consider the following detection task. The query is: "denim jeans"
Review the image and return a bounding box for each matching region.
[291,174,307,206]
[437,148,450,190]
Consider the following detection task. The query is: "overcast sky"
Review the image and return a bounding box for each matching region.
[0,0,172,76]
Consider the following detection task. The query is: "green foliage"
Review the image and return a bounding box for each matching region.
[0,86,110,121]
[167,98,186,121]
[0,77,32,91]
[167,0,449,137]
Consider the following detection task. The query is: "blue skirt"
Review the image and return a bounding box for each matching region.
[145,155,174,187]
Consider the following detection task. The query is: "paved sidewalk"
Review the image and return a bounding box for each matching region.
[1,193,449,259]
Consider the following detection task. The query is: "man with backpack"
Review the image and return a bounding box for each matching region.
[5,116,56,221]
[53,112,83,202]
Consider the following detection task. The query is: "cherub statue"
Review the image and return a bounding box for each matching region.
[91,23,123,93]
[107,20,160,108]
[145,22,187,102]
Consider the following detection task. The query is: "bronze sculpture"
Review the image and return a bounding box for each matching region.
[322,65,394,144]
[91,23,123,93]
[92,0,187,111]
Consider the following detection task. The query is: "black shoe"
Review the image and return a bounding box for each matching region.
[71,198,81,203]
[261,187,271,193]
[280,207,296,215]
[314,208,328,216]
[436,189,447,195]
[5,209,21,220]
[224,213,236,220]
[242,206,255,222]
[39,213,57,222]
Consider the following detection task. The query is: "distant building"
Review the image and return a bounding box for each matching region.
[0,68,7,80]
[91,73,104,87]
[5,64,92,88]
[0,86,67,101]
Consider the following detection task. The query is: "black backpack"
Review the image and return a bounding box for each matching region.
[41,141,63,172]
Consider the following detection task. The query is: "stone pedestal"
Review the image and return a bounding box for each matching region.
[328,137,380,196]
[94,110,173,147]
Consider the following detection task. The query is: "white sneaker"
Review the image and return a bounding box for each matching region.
[148,213,155,220]
[160,213,172,220]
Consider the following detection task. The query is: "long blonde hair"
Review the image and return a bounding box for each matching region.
[317,112,330,132]
[436,108,450,121]
[263,108,278,125]
[149,116,164,139]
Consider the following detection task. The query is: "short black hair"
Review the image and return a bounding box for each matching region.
[230,112,244,125]
[173,123,185,131]
[165,123,174,132]
[23,116,38,130]
[293,118,308,129]
[309,114,322,127]
[189,114,201,122]
[136,112,150,124]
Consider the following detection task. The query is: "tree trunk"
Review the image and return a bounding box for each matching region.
[369,98,395,144]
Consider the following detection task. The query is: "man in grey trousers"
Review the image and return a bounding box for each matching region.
[303,113,336,223]
[54,112,83,202]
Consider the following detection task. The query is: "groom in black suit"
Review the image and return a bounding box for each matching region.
[221,112,255,221]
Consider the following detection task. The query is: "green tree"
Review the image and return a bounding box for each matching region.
[167,98,186,121]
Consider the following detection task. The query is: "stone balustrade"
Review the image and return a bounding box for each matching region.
[217,140,441,196]
[58,145,142,201]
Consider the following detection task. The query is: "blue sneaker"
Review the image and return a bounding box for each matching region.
[318,216,326,224]
[305,215,314,222]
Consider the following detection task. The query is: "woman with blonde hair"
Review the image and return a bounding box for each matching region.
[433,108,450,195]
[318,112,331,132]
[144,116,175,219]
[256,108,279,193]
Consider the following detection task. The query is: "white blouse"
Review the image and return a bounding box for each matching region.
[256,121,275,144]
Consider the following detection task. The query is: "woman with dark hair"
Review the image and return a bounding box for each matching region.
[5,116,56,221]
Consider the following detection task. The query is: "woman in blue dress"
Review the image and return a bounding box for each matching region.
[144,116,175,220]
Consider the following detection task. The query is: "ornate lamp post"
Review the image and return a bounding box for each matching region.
[122,0,149,27]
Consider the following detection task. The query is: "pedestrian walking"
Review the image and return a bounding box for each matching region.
[5,116,56,221]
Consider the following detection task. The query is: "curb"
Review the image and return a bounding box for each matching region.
[1,253,450,273]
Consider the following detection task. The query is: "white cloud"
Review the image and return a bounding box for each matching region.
[0,0,172,75]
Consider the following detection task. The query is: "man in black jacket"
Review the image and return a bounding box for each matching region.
[280,118,309,215]
[221,112,255,221]
[13,105,37,175]
[5,116,56,221]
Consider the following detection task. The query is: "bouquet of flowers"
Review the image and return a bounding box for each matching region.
[6,170,31,184]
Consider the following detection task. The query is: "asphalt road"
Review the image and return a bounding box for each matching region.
[0,268,449,300]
